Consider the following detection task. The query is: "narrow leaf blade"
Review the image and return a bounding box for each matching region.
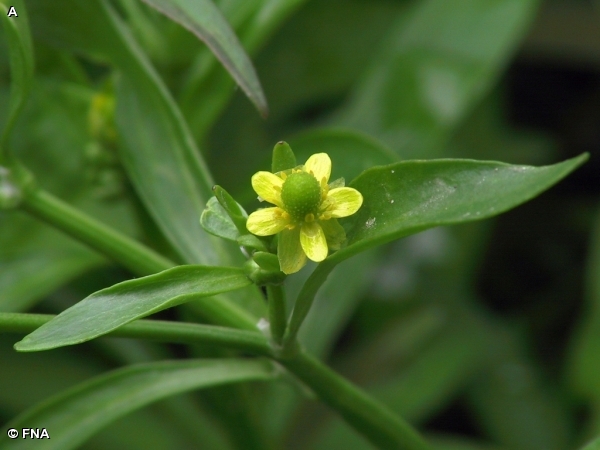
[15,266,252,351]
[139,0,268,117]
[0,359,275,450]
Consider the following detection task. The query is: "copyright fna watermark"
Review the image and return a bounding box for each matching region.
[6,428,50,439]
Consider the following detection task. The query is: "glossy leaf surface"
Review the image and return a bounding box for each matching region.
[340,154,588,260]
[0,359,275,450]
[15,266,252,351]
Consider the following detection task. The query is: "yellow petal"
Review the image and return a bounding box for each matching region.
[251,171,283,207]
[278,227,307,274]
[327,187,363,218]
[247,207,289,236]
[304,153,331,184]
[300,222,328,262]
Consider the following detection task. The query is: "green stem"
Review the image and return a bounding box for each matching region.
[280,350,431,450]
[0,313,272,355]
[22,188,176,276]
[284,260,335,346]
[2,313,430,448]
[267,284,286,345]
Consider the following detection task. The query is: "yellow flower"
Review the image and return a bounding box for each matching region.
[247,153,363,274]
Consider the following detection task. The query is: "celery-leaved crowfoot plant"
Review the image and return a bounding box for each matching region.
[0,1,592,449]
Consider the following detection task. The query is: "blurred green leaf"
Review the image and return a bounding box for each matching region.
[289,127,398,183]
[0,0,34,149]
[139,0,268,117]
[15,266,253,351]
[338,0,541,158]
[0,229,104,312]
[581,436,600,450]
[568,206,600,400]
[469,358,570,450]
[0,338,223,450]
[0,358,276,450]
[342,154,588,259]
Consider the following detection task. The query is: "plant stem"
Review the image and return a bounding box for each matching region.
[2,312,430,449]
[22,188,176,276]
[0,313,272,355]
[279,350,431,450]
[284,260,335,346]
[267,284,286,345]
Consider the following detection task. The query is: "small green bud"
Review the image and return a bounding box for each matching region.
[280,172,321,222]
[243,252,286,285]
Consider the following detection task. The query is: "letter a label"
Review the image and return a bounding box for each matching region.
[7,6,18,17]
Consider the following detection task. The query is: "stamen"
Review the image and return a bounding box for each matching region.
[305,213,315,222]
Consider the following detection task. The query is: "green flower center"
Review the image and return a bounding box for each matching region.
[281,172,321,222]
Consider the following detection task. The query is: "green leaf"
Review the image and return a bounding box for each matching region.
[285,154,587,343]
[581,437,600,450]
[342,154,588,259]
[567,207,600,400]
[0,237,103,312]
[139,0,268,117]
[15,266,252,352]
[0,0,34,151]
[0,358,276,450]
[338,0,541,158]
[200,197,239,241]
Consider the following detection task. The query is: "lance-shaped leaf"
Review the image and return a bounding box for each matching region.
[139,0,267,117]
[286,154,588,342]
[341,154,589,258]
[15,266,252,352]
[0,359,276,450]
[0,0,34,149]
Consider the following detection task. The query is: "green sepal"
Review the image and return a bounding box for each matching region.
[253,252,281,272]
[243,252,286,286]
[199,197,238,241]
[320,219,346,251]
[328,177,345,189]
[237,234,268,252]
[213,185,248,234]
[271,141,297,173]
